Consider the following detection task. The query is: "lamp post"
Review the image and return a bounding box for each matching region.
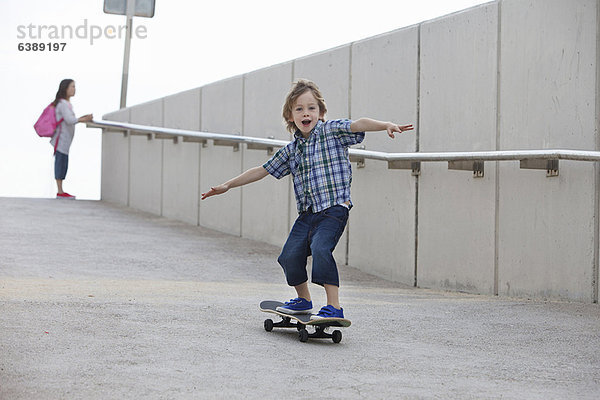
[119,0,135,109]
[103,0,155,109]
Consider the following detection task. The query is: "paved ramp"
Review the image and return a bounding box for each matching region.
[1,198,599,399]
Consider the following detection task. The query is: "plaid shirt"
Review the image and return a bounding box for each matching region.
[263,119,365,213]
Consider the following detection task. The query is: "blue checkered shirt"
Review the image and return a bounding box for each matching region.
[263,119,365,213]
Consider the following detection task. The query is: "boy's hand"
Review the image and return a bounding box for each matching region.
[386,123,414,139]
[201,166,269,200]
[201,184,228,200]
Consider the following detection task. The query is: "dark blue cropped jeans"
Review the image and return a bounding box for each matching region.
[277,205,349,287]
[54,151,69,180]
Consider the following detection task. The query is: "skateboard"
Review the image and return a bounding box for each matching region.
[259,300,351,343]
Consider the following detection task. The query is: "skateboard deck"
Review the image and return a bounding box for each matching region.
[260,300,351,343]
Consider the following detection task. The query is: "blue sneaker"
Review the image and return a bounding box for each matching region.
[310,305,344,320]
[276,298,313,315]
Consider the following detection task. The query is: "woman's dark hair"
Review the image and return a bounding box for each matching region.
[52,79,74,107]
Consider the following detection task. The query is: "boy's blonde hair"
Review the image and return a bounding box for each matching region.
[282,79,328,134]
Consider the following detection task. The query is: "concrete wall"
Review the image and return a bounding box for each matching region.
[350,28,419,284]
[128,99,164,216]
[101,108,130,205]
[242,63,293,248]
[100,0,600,303]
[199,77,244,236]
[162,88,202,226]
[497,0,599,301]
[418,3,499,294]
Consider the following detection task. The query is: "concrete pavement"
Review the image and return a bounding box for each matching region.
[1,197,599,399]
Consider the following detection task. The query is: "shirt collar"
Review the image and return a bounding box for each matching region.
[294,120,324,141]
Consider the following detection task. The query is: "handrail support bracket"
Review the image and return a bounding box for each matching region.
[388,160,421,176]
[214,140,240,152]
[448,160,485,178]
[520,159,559,177]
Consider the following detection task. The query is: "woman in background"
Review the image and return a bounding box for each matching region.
[50,79,93,199]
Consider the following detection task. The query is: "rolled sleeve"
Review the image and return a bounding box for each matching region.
[263,144,291,179]
[56,100,78,125]
[326,119,365,147]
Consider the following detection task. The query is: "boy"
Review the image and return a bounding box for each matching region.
[201,79,413,319]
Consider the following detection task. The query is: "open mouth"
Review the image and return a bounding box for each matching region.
[301,119,311,127]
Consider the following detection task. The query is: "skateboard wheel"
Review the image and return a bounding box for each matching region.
[332,330,342,343]
[264,319,274,332]
[298,329,309,342]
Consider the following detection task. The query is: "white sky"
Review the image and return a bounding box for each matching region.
[1,0,490,200]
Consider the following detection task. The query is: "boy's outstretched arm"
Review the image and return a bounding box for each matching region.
[201,166,269,200]
[350,118,414,139]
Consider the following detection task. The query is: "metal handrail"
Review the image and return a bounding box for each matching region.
[87,120,289,148]
[88,119,600,164]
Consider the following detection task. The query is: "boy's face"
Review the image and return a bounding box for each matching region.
[289,90,323,136]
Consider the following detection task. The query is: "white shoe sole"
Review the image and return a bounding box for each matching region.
[275,306,312,315]
[310,315,344,320]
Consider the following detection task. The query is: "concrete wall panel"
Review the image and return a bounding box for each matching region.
[349,27,419,283]
[420,164,497,293]
[499,0,597,150]
[244,64,291,140]
[242,63,293,247]
[162,89,202,225]
[418,3,498,293]
[128,100,164,215]
[200,77,244,236]
[294,45,351,119]
[101,109,130,205]
[498,0,598,300]
[498,163,595,300]
[163,88,202,131]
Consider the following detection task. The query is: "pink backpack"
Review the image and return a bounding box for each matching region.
[34,103,64,138]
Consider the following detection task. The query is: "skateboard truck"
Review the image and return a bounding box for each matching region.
[263,315,343,343]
